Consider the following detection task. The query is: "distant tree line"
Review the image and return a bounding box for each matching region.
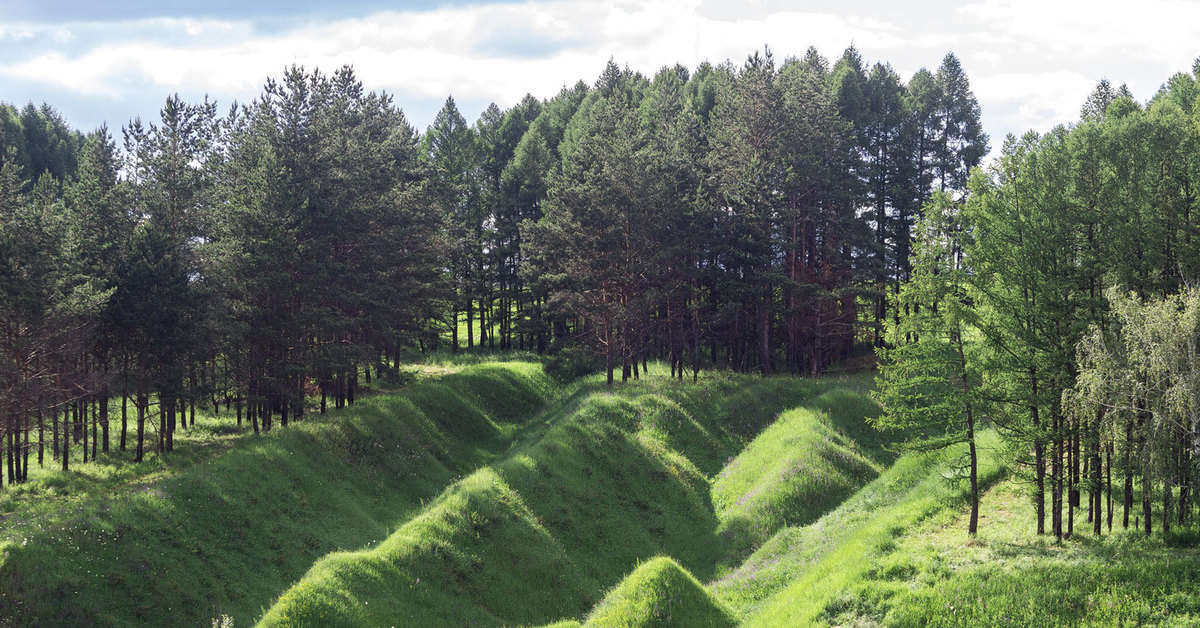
[877,68,1200,540]
[0,45,986,482]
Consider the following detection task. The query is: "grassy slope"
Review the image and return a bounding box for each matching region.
[259,368,879,627]
[711,388,891,567]
[713,425,1200,627]
[0,361,558,627]
[552,383,894,628]
[584,557,738,628]
[714,431,1007,626]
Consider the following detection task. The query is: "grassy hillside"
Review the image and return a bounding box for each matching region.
[260,367,884,627]
[583,557,737,628]
[0,361,558,627]
[711,388,890,566]
[25,355,1148,628]
[716,431,1007,626]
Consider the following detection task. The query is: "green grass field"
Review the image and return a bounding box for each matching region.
[4,358,1197,627]
[0,361,560,627]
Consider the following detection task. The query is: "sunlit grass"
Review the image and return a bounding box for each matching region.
[0,361,561,627]
[584,557,737,628]
[715,430,1007,626]
[261,365,880,627]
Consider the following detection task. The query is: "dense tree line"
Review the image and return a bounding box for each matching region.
[0,46,986,482]
[523,48,985,383]
[0,68,443,482]
[878,64,1200,540]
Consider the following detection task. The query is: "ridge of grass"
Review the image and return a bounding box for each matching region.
[0,361,559,627]
[258,367,863,627]
[712,430,1007,626]
[583,557,738,628]
[711,388,888,567]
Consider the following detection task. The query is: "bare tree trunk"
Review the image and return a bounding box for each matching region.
[120,357,128,452]
[37,407,43,468]
[1032,370,1045,535]
[1107,443,1113,532]
[62,405,70,472]
[135,394,146,463]
[100,388,109,454]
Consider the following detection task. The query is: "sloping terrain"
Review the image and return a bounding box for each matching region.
[0,362,559,627]
[711,388,890,567]
[18,359,1147,628]
[583,557,738,628]
[823,477,1200,627]
[260,368,884,626]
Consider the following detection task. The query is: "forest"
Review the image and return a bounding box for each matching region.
[3,41,1200,626]
[0,45,987,477]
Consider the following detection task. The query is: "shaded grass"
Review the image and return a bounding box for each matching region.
[584,557,738,628]
[259,367,876,627]
[0,361,559,627]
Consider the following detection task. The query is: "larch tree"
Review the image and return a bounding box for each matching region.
[875,192,984,534]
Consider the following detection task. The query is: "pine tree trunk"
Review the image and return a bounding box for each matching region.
[759,291,772,376]
[466,298,474,350]
[7,415,15,484]
[120,358,128,452]
[1032,370,1045,535]
[37,408,43,468]
[21,412,29,481]
[61,406,69,472]
[100,389,109,454]
[606,325,614,387]
[1053,409,1063,542]
[82,400,89,464]
[135,394,146,463]
[1106,443,1113,531]
[1070,417,1080,540]
[1124,417,1133,528]
[91,399,99,460]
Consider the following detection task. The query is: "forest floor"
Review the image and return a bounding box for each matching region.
[3,358,1199,627]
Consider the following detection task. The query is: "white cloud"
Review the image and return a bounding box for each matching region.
[972,70,1097,131]
[957,0,1200,71]
[0,1,923,110]
[0,0,1196,152]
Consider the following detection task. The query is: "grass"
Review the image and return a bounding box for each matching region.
[713,430,1007,626]
[0,361,560,627]
[708,423,1200,627]
[27,355,1162,628]
[583,557,738,628]
[258,366,881,626]
[830,476,1200,627]
[710,389,889,567]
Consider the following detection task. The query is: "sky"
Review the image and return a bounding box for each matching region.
[2,0,1199,163]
